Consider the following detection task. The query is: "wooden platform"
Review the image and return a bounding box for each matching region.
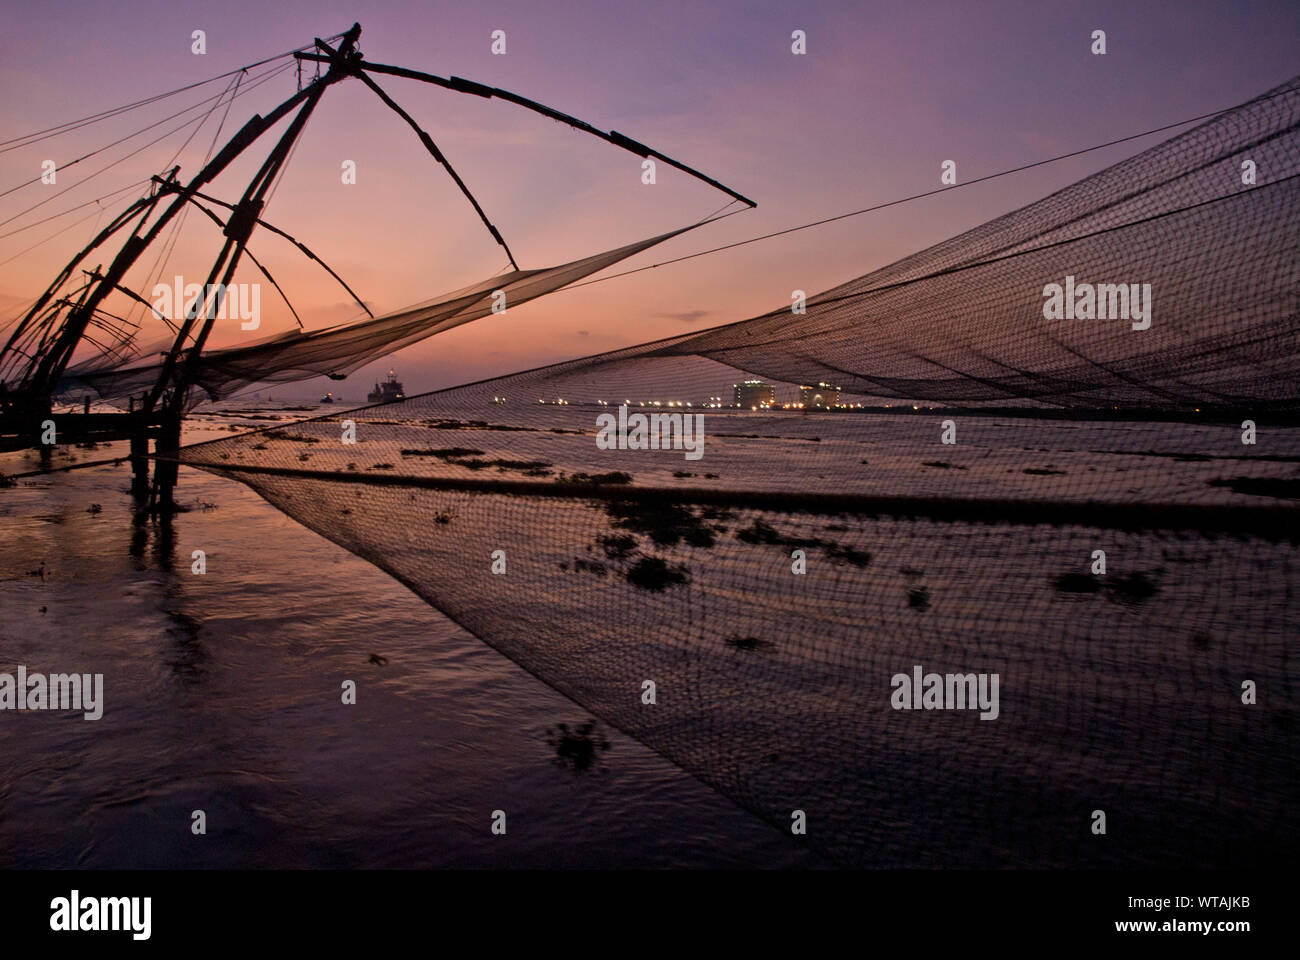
[0,410,165,454]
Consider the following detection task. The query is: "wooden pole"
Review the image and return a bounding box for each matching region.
[152,410,182,515]
[129,422,149,500]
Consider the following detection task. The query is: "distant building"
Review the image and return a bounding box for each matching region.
[799,382,840,408]
[734,380,775,409]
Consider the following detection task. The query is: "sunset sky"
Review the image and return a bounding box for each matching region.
[1,0,1296,399]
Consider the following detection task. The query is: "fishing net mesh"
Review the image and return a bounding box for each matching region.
[177,76,1300,867]
[61,224,701,405]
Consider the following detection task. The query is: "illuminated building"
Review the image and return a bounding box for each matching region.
[799,382,840,408]
[733,380,776,409]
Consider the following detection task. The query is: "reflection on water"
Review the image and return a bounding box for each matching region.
[163,610,207,685]
[0,421,813,869]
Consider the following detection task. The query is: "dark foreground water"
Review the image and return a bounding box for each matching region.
[0,417,813,868]
[3,403,1297,869]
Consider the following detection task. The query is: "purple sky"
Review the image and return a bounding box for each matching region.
[2,0,1297,399]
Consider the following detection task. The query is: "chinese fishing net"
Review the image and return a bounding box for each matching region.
[177,76,1300,868]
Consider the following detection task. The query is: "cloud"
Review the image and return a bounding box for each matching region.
[658,310,712,324]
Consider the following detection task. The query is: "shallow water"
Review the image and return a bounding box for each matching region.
[0,419,813,868]
[3,405,1296,868]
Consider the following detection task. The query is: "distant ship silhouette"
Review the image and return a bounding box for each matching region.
[367,370,405,404]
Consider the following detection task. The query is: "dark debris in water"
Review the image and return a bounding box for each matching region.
[822,542,872,567]
[1054,572,1102,594]
[546,720,611,774]
[578,503,736,588]
[734,518,871,567]
[1207,476,1300,500]
[400,447,486,458]
[267,432,320,444]
[597,534,638,560]
[563,471,633,486]
[625,556,690,591]
[606,499,718,548]
[734,518,781,545]
[573,558,607,577]
[448,457,552,474]
[726,635,773,652]
[1053,570,1159,603]
[424,418,531,432]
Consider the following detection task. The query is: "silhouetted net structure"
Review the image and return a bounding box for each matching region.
[180,77,1300,867]
[60,225,700,406]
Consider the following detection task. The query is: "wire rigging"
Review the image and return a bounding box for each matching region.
[562,89,1299,291]
[0,34,347,153]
